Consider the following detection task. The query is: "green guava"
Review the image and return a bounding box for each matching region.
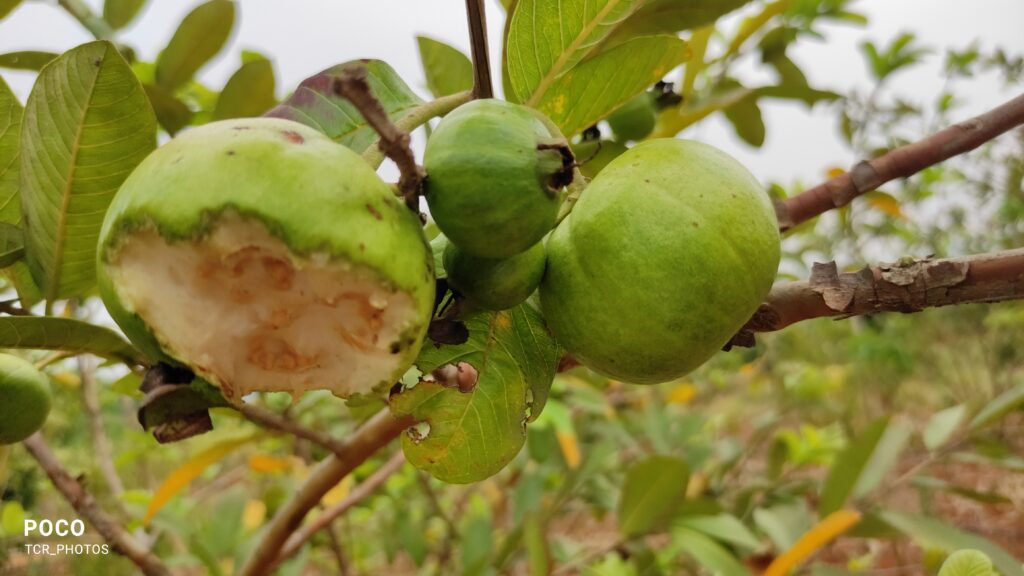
[606,92,656,142]
[443,241,546,311]
[571,140,628,179]
[539,139,780,384]
[0,354,51,444]
[423,99,572,259]
[97,118,435,401]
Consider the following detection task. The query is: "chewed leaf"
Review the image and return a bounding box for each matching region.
[265,60,423,153]
[389,304,559,484]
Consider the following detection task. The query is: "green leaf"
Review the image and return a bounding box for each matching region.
[0,316,144,364]
[938,549,997,576]
[723,93,765,147]
[756,83,841,106]
[618,455,690,537]
[879,512,1023,576]
[819,417,909,515]
[911,476,1011,505]
[266,60,424,153]
[103,0,147,30]
[416,36,473,99]
[213,58,276,120]
[0,0,20,19]
[604,0,750,47]
[753,500,812,551]
[923,404,967,450]
[389,304,560,484]
[0,222,24,267]
[155,0,235,90]
[0,75,21,224]
[535,35,689,137]
[852,419,911,498]
[675,513,761,551]
[970,384,1024,431]
[0,51,58,71]
[671,527,750,576]
[144,83,193,135]
[505,0,641,105]
[20,41,157,303]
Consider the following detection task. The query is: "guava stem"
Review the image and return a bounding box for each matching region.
[362,91,473,169]
[58,0,115,40]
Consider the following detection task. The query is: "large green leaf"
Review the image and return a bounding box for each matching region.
[820,417,906,516]
[505,0,641,105]
[879,512,1023,576]
[0,222,23,267]
[0,0,20,19]
[389,305,560,484]
[0,52,58,71]
[417,36,473,99]
[672,527,750,576]
[213,58,276,120]
[0,316,144,364]
[103,0,147,30]
[535,35,688,136]
[155,0,235,90]
[20,41,157,303]
[0,75,20,224]
[618,455,690,537]
[603,0,751,47]
[266,60,424,153]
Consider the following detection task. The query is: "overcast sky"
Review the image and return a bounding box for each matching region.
[1,0,1022,186]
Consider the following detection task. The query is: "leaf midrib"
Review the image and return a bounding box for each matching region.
[46,47,105,306]
[526,0,629,107]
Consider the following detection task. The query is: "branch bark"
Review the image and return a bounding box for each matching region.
[729,248,1024,348]
[776,92,1024,231]
[236,410,413,576]
[465,0,493,99]
[237,402,349,456]
[332,66,424,213]
[22,434,170,576]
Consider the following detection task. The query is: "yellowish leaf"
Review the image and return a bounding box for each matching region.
[144,435,258,524]
[826,166,846,179]
[764,509,862,576]
[50,372,81,388]
[865,192,905,219]
[739,363,758,377]
[557,429,581,469]
[247,454,294,474]
[322,475,353,507]
[242,499,266,531]
[667,383,697,405]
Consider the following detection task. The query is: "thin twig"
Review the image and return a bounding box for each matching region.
[416,471,460,571]
[57,0,115,40]
[465,0,493,99]
[0,299,33,316]
[271,451,407,569]
[332,67,424,212]
[729,248,1024,348]
[78,355,126,500]
[237,410,414,576]
[362,90,473,169]
[777,92,1024,231]
[323,521,353,576]
[238,402,349,456]
[22,434,170,576]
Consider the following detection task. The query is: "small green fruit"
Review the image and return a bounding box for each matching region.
[540,139,780,384]
[443,241,546,311]
[0,354,51,444]
[606,92,656,142]
[571,140,628,179]
[424,99,572,259]
[97,118,435,401]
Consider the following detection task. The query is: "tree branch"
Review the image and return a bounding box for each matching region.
[269,450,406,570]
[22,434,170,576]
[777,92,1024,231]
[729,248,1024,348]
[78,355,126,500]
[237,402,350,456]
[237,409,414,576]
[332,66,424,212]
[465,0,493,99]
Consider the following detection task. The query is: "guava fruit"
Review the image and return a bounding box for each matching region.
[97,118,435,402]
[0,354,51,444]
[606,92,656,142]
[540,139,780,384]
[423,99,572,259]
[571,140,628,179]
[443,241,546,311]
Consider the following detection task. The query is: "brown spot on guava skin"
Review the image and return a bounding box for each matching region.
[366,203,383,220]
[282,130,305,144]
[389,342,402,354]
[232,126,250,131]
[226,150,236,156]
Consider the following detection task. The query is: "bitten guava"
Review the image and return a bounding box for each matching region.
[97,118,435,401]
[0,354,51,444]
[606,92,656,142]
[540,139,780,384]
[443,241,546,311]
[571,140,628,179]
[423,99,572,259]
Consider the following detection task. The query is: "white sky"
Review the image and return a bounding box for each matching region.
[1,0,1022,186]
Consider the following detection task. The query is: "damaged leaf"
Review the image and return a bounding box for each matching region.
[138,364,230,443]
[389,304,560,483]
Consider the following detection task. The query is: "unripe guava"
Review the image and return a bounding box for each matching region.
[606,92,656,142]
[423,99,572,259]
[443,241,546,311]
[571,140,628,179]
[97,118,435,401]
[0,354,51,444]
[540,139,780,384]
